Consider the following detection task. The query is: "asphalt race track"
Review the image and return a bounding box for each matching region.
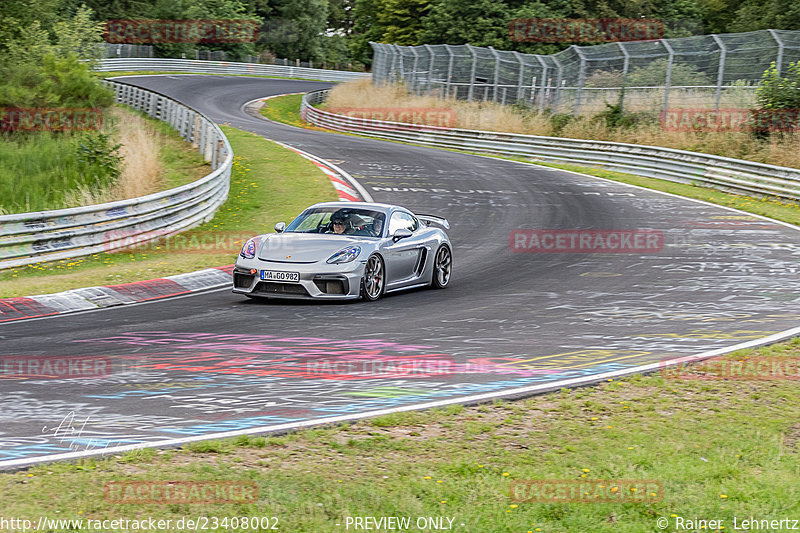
[1,75,799,468]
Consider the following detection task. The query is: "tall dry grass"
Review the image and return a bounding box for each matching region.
[323,79,800,169]
[66,107,163,206]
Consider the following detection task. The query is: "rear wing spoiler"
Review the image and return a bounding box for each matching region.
[417,214,450,230]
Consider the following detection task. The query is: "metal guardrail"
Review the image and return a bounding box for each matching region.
[96,58,371,83]
[0,80,232,270]
[302,89,800,202]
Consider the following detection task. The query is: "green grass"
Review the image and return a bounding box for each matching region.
[0,132,119,214]
[263,93,800,228]
[259,94,327,130]
[0,105,208,214]
[0,126,337,297]
[4,338,800,532]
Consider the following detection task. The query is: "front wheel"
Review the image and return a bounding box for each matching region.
[431,244,452,289]
[361,254,385,301]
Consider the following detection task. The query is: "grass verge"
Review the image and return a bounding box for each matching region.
[0,126,337,298]
[4,338,800,532]
[263,93,800,227]
[0,106,208,214]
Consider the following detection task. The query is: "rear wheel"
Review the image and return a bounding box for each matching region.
[361,254,385,301]
[431,244,452,289]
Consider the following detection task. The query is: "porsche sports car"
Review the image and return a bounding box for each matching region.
[232,202,452,301]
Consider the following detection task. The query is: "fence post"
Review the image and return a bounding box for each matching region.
[711,34,727,112]
[467,45,477,103]
[409,46,420,94]
[573,46,587,115]
[551,55,564,112]
[768,29,785,75]
[616,42,631,112]
[424,44,436,95]
[489,46,501,103]
[394,44,405,85]
[513,51,525,103]
[445,45,455,99]
[536,56,548,113]
[662,39,675,113]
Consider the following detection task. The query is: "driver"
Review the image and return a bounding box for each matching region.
[330,213,350,234]
[371,215,384,237]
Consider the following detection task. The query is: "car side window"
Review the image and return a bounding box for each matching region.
[388,211,418,234]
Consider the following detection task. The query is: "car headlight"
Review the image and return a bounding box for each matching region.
[326,245,361,264]
[240,237,258,259]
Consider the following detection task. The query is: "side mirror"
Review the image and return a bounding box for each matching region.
[392,228,412,242]
[274,222,286,233]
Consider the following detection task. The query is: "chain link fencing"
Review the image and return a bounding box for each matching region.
[371,30,800,116]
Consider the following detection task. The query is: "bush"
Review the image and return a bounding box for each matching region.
[755,61,800,110]
[549,113,574,134]
[751,61,800,138]
[592,101,657,129]
[0,53,114,109]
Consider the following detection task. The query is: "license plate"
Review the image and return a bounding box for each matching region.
[260,270,300,282]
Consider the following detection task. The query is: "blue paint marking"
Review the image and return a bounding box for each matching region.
[162,416,306,435]
[0,444,75,459]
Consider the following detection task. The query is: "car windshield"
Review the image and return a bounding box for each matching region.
[284,207,387,237]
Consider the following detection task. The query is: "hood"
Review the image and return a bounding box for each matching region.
[257,233,366,263]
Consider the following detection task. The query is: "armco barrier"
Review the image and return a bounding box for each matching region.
[301,89,800,202]
[96,58,370,83]
[0,80,232,270]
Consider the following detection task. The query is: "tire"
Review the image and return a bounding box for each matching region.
[361,254,386,301]
[431,244,452,289]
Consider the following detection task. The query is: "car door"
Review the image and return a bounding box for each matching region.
[383,211,427,286]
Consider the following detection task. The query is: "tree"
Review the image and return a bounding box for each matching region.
[730,0,800,31]
[261,0,328,62]
[55,4,106,60]
[377,0,433,46]
[348,0,383,65]
[420,0,511,48]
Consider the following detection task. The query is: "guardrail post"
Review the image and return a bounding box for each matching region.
[711,34,727,112]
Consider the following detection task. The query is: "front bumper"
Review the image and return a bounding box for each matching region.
[232,259,366,300]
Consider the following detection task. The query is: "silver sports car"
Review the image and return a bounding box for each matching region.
[232,202,453,301]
